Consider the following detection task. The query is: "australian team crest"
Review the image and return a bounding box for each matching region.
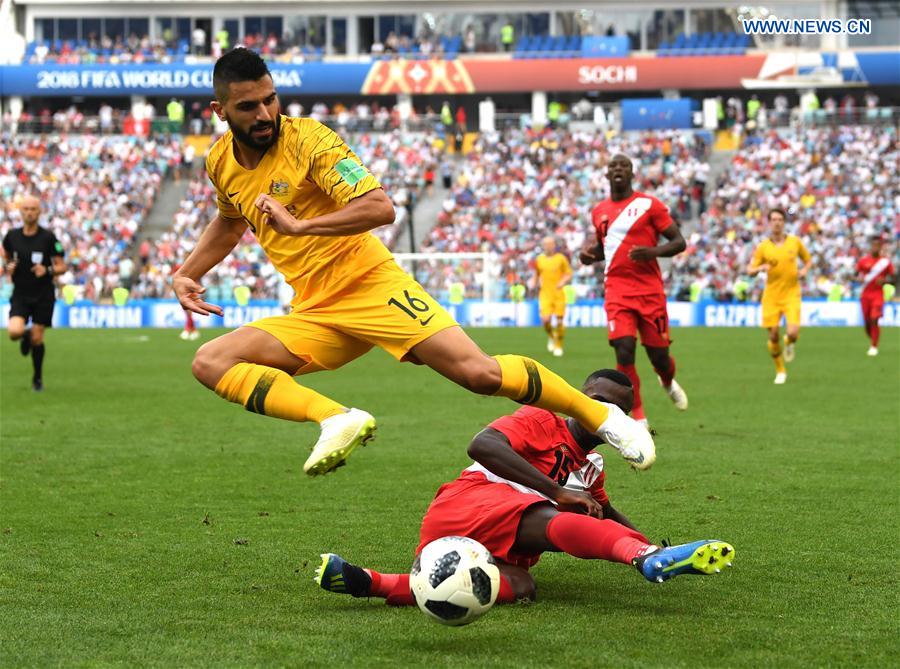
[269,177,290,197]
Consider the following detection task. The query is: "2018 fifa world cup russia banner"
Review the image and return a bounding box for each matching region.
[0,300,896,329]
[0,62,371,97]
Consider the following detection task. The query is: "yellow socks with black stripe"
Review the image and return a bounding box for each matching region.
[492,355,609,431]
[544,321,554,341]
[215,362,346,424]
[767,340,786,374]
[555,323,566,348]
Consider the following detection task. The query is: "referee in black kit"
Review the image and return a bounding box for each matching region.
[2,195,66,391]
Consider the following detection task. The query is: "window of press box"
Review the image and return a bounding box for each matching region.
[82,18,101,41]
[157,17,193,41]
[104,18,126,41]
[35,17,55,42]
[57,19,78,41]
[129,19,149,38]
[285,16,327,47]
[331,17,347,54]
[244,16,284,40]
[377,15,416,40]
[556,10,644,48]
[645,10,685,49]
[690,8,736,35]
[418,13,550,51]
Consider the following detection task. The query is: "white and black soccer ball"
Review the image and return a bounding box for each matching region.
[410,536,500,626]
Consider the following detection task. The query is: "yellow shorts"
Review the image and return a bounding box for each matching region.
[539,290,566,319]
[248,261,458,374]
[761,296,801,328]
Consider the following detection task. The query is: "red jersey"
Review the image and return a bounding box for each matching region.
[857,255,894,298]
[461,406,608,505]
[591,191,674,298]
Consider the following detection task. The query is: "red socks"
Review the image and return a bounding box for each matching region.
[656,356,676,387]
[366,571,415,606]
[367,570,517,606]
[545,512,653,564]
[871,323,881,347]
[617,363,644,419]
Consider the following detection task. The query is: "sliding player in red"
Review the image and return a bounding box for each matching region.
[581,154,688,428]
[856,236,895,357]
[315,369,734,606]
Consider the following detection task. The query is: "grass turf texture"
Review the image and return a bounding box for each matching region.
[1,327,898,668]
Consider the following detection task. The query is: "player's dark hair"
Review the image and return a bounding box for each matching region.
[583,369,632,388]
[213,48,271,102]
[768,207,787,221]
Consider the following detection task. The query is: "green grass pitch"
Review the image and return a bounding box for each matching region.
[1,326,898,668]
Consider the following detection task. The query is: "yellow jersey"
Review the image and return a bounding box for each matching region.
[206,115,392,310]
[535,253,572,294]
[752,235,810,301]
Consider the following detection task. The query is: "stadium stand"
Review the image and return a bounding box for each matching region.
[0,134,180,301]
[416,128,710,301]
[667,124,899,301]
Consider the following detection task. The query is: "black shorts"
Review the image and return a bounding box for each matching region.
[9,292,55,326]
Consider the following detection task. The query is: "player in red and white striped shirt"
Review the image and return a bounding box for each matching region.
[580,154,688,427]
[856,237,895,357]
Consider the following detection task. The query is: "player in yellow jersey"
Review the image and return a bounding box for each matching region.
[747,208,812,384]
[532,236,572,357]
[173,49,655,477]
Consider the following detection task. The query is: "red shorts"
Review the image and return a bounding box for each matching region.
[605,293,670,347]
[861,293,884,321]
[417,472,549,569]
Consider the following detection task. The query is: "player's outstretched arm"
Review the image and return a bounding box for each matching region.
[468,428,602,517]
[173,214,246,316]
[255,189,395,237]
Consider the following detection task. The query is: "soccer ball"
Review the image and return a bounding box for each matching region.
[410,536,501,626]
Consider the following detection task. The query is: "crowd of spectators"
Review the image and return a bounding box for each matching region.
[417,128,710,300]
[2,123,896,307]
[0,135,180,301]
[668,124,898,301]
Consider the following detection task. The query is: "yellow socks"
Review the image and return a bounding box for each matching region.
[492,355,609,431]
[215,362,346,424]
[555,323,566,349]
[767,340,786,374]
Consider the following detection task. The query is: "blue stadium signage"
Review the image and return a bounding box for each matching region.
[0,62,370,96]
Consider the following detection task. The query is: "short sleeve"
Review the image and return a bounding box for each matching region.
[590,205,606,240]
[48,232,64,259]
[1,233,10,256]
[488,410,556,458]
[305,124,381,206]
[797,238,811,263]
[649,197,674,233]
[205,153,242,220]
[588,472,609,506]
[751,243,765,267]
